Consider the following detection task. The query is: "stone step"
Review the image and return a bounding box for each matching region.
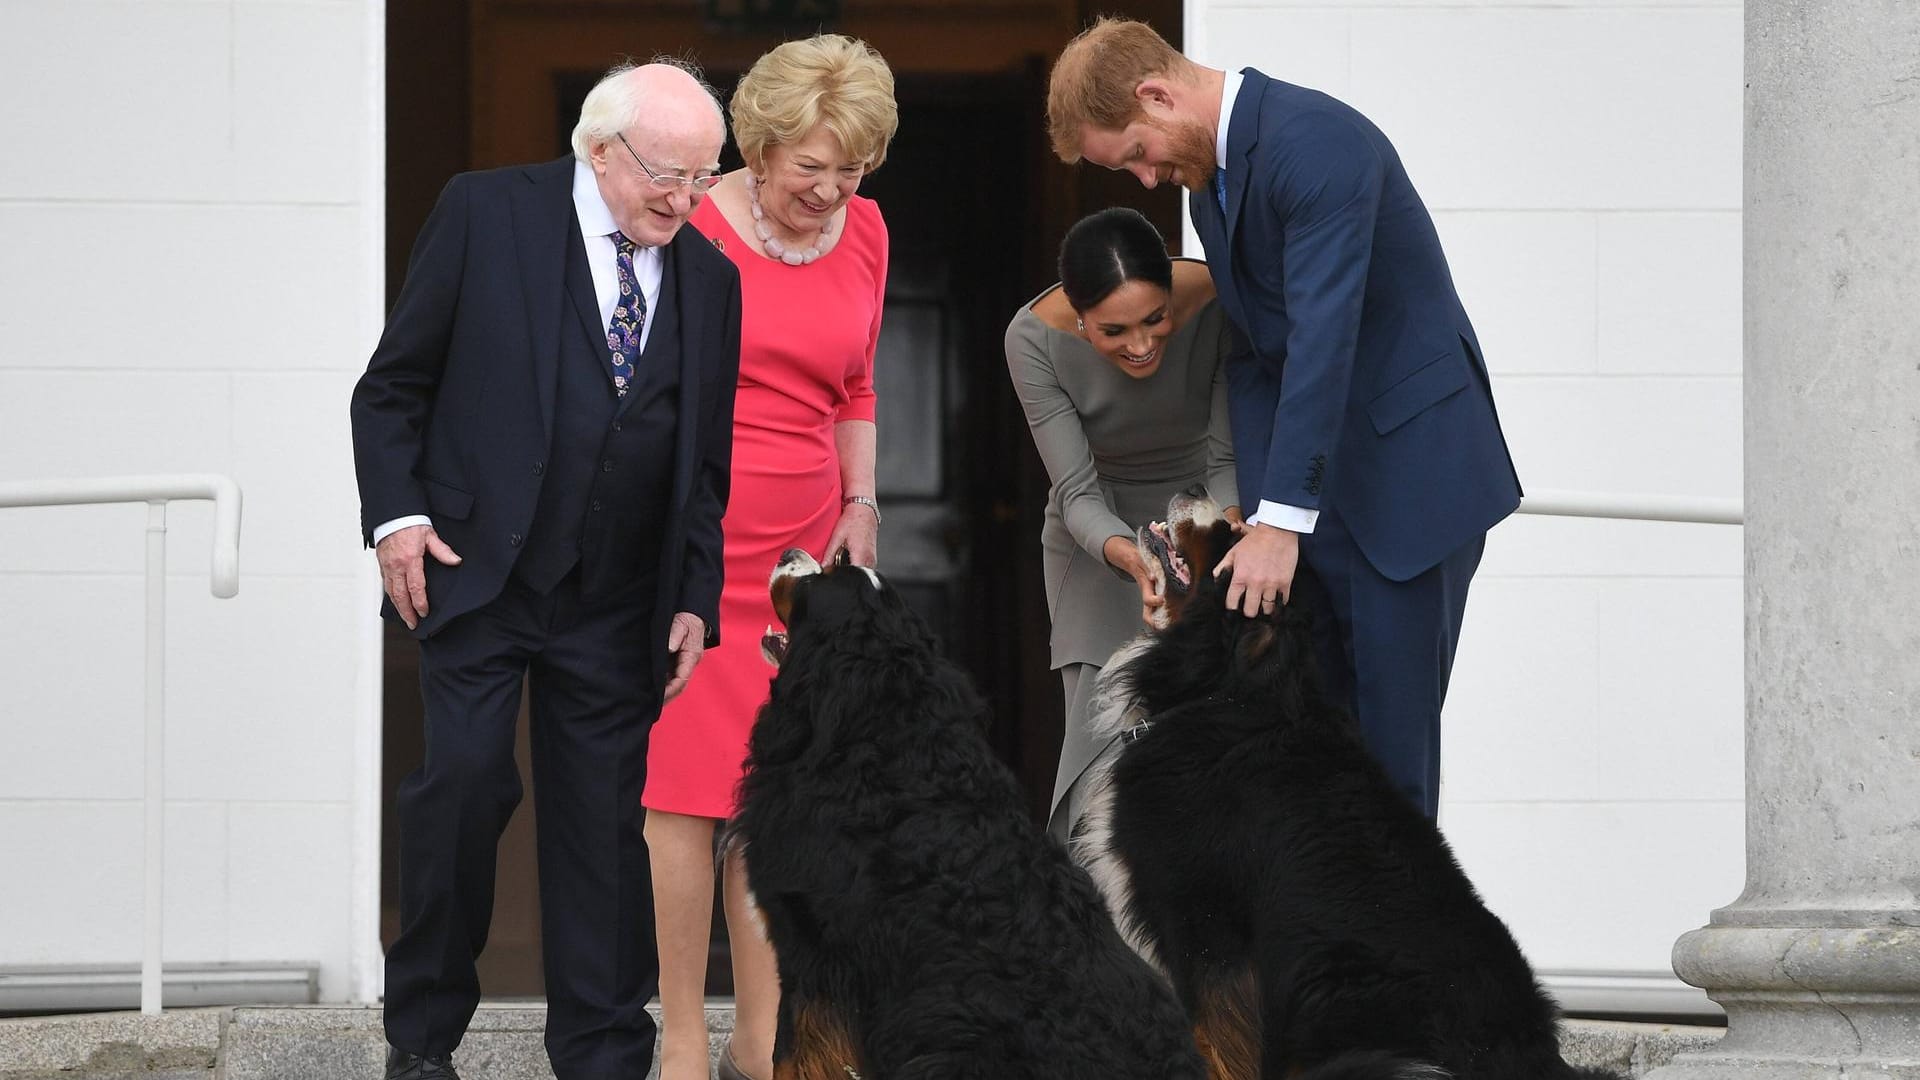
[1,1003,1720,1079]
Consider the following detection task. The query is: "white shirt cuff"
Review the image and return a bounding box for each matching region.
[1250,500,1319,534]
[372,515,433,545]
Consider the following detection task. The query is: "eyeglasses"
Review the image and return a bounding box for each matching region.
[617,133,721,193]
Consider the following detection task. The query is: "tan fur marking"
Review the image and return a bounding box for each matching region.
[774,1002,866,1080]
[769,571,799,626]
[1190,968,1262,1080]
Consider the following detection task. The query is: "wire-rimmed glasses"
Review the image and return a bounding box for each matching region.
[616,133,721,193]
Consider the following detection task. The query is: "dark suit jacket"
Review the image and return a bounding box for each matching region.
[1192,70,1521,581]
[350,157,742,676]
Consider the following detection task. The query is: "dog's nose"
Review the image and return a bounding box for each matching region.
[778,547,810,566]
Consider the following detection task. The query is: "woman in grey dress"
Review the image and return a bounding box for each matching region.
[1005,207,1242,842]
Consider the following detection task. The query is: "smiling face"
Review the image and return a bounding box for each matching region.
[1079,279,1175,378]
[758,125,866,239]
[1077,113,1217,194]
[587,75,725,248]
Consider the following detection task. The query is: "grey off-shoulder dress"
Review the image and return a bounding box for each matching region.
[1004,282,1240,840]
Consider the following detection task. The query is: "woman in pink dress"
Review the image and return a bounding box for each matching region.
[642,34,897,1080]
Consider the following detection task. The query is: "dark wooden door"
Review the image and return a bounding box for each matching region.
[383,1,1180,999]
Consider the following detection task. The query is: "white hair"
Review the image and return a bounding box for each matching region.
[569,57,725,163]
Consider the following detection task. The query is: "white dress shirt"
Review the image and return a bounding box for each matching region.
[1214,69,1320,536]
[372,161,666,546]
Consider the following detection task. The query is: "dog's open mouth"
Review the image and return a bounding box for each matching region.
[1141,519,1193,593]
[761,625,790,668]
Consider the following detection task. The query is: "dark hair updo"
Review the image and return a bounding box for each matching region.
[1058,207,1173,313]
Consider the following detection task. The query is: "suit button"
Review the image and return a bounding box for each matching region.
[509,533,523,547]
[590,500,602,513]
[532,462,545,476]
[601,460,614,472]
[611,421,623,433]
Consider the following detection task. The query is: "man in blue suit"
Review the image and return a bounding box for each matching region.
[1048,18,1520,819]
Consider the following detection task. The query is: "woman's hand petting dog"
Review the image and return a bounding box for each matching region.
[1106,534,1167,628]
[823,501,878,567]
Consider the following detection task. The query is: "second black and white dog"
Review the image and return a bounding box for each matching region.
[1073,491,1621,1080]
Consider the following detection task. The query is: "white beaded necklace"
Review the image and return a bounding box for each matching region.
[746,173,835,265]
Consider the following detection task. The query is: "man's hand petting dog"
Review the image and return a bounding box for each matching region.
[376,523,463,630]
[1105,534,1166,627]
[1214,520,1298,617]
[663,612,706,703]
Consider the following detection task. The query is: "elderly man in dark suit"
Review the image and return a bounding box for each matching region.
[350,60,742,1080]
[1049,19,1521,820]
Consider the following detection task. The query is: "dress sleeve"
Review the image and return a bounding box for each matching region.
[834,201,885,424]
[1004,312,1132,563]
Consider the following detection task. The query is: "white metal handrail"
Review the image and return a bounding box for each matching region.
[0,474,243,1015]
[1518,488,1743,526]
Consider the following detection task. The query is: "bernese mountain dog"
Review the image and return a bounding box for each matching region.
[734,548,1206,1080]
[1072,491,1622,1080]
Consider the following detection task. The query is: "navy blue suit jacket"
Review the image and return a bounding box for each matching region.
[350,158,742,679]
[1191,70,1520,581]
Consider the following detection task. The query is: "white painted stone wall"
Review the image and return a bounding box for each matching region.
[0,0,1740,1013]
[1185,0,1743,1007]
[0,0,385,1003]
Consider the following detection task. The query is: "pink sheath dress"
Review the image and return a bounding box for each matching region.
[641,193,888,818]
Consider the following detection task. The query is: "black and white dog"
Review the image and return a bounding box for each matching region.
[735,549,1205,1080]
[1073,492,1621,1080]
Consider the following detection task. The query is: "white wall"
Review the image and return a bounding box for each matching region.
[1184,0,1744,1005]
[0,0,1741,1014]
[0,0,385,1003]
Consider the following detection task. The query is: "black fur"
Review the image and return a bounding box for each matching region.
[1087,506,1623,1080]
[734,561,1206,1080]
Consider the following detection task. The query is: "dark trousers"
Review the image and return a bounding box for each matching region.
[384,569,661,1079]
[1299,509,1485,820]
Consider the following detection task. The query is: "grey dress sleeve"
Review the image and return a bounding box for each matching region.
[1005,314,1133,564]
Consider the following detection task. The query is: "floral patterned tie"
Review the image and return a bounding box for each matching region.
[605,231,646,397]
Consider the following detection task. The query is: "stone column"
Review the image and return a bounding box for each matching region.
[1647,3,1920,1078]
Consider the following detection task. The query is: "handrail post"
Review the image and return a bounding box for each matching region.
[142,501,166,1015]
[0,474,243,1016]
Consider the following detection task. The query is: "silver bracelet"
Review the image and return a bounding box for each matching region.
[841,494,881,525]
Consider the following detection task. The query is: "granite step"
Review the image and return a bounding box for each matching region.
[1,1003,1721,1079]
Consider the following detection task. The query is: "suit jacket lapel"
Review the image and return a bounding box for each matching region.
[1222,68,1267,264]
[564,217,607,380]
[1191,186,1243,329]
[510,158,579,449]
[665,229,707,511]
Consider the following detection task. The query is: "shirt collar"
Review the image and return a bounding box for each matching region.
[572,158,619,239]
[1216,69,1244,171]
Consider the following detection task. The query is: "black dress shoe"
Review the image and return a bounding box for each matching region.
[385,1045,460,1080]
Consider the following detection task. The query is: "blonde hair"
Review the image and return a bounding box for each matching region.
[1047,17,1192,163]
[730,35,900,174]
[570,58,724,163]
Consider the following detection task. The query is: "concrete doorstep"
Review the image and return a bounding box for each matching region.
[0,1004,1720,1079]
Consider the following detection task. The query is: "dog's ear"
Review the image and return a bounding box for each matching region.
[771,570,802,626]
[1177,517,1237,584]
[1233,617,1278,668]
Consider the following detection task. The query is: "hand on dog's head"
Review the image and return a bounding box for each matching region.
[763,548,908,666]
[1129,491,1323,715]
